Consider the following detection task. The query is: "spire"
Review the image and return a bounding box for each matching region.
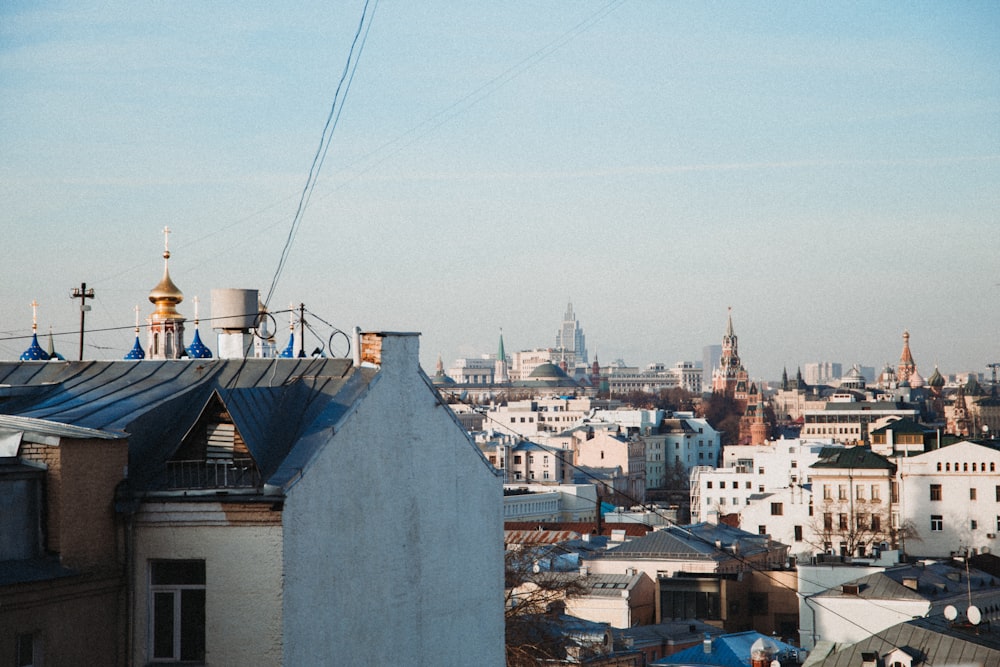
[498,329,506,362]
[725,306,735,337]
[781,367,789,391]
[46,327,65,361]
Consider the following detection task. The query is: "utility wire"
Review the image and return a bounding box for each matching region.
[263,0,378,310]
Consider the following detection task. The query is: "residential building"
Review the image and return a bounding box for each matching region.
[555,301,588,366]
[803,362,842,387]
[0,332,504,666]
[801,560,1000,652]
[574,430,646,504]
[800,399,920,444]
[895,439,1000,558]
[690,438,838,524]
[809,446,897,558]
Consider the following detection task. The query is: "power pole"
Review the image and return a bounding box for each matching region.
[70,282,95,361]
[298,303,306,357]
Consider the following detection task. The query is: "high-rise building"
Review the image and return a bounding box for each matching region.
[554,301,587,365]
[702,345,721,393]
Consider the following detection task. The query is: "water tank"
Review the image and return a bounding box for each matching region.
[211,289,259,331]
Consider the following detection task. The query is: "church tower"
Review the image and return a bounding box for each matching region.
[495,330,509,384]
[146,227,186,359]
[897,330,917,386]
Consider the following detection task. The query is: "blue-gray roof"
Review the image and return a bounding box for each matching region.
[0,358,375,492]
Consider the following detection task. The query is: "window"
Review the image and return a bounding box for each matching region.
[706,481,713,489]
[513,455,522,465]
[871,515,881,531]
[150,560,206,663]
[543,470,550,480]
[771,502,783,516]
[720,481,726,489]
[823,513,833,531]
[996,485,1000,501]
[16,633,37,667]
[931,515,943,532]
[745,481,751,489]
[856,486,865,500]
[719,497,726,505]
[971,519,978,530]
[758,525,767,535]
[871,485,880,502]
[823,485,832,500]
[794,525,803,541]
[839,514,848,531]
[838,485,847,500]
[971,488,978,501]
[930,484,942,501]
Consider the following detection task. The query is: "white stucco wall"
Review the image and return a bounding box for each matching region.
[282,333,504,666]
[132,502,284,666]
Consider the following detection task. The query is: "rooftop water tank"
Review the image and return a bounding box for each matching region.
[211,289,259,332]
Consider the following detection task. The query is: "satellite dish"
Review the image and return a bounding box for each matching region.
[944,605,958,621]
[968,605,982,625]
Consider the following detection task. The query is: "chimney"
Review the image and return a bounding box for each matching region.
[358,331,420,374]
[703,633,713,654]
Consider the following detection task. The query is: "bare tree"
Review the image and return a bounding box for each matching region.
[806,505,902,557]
[504,547,588,666]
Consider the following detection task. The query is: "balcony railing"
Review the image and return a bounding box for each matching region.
[164,459,262,490]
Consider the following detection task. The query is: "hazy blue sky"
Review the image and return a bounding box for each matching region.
[2,2,998,381]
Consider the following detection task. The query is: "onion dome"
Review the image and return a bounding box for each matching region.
[909,370,925,388]
[279,332,296,358]
[20,333,50,361]
[928,366,945,388]
[148,233,184,318]
[124,336,146,360]
[186,328,213,359]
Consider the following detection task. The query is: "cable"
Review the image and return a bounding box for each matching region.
[263,0,378,310]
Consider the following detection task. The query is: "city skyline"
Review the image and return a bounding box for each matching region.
[2,2,998,379]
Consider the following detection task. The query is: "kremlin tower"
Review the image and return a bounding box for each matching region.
[711,308,750,409]
[146,227,186,359]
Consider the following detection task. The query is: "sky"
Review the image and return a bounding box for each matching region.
[2,1,999,382]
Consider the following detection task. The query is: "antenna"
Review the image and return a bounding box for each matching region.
[944,605,958,621]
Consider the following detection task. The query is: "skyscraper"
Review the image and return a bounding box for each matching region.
[554,301,587,365]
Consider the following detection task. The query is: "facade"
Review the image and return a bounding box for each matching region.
[574,430,646,504]
[800,400,920,444]
[802,362,842,387]
[484,439,574,484]
[0,333,505,666]
[809,446,897,558]
[895,439,1000,558]
[689,438,838,524]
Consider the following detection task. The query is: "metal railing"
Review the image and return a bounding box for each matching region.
[164,459,261,490]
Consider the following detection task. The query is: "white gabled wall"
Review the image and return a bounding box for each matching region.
[282,333,504,666]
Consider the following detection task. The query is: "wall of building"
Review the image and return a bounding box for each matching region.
[281,334,504,666]
[131,501,284,666]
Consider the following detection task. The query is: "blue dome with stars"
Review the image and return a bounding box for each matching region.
[20,334,51,361]
[279,332,296,358]
[124,336,146,360]
[186,329,213,359]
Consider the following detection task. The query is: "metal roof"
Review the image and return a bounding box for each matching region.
[0,358,374,493]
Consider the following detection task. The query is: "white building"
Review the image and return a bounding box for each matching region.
[690,439,838,523]
[895,439,1000,558]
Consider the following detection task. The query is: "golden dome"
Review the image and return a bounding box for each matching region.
[148,250,184,317]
